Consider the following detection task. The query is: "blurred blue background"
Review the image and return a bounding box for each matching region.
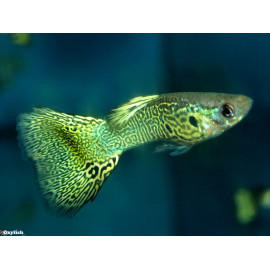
[0,33,269,236]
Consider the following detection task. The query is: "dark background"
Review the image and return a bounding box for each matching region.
[0,34,269,236]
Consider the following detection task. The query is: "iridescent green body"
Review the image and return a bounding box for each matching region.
[108,93,212,150]
[17,92,253,216]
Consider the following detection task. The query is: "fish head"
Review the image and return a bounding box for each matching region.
[199,93,253,140]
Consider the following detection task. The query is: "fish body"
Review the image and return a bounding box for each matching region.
[17,92,253,216]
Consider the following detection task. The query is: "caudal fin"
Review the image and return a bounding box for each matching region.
[17,107,121,217]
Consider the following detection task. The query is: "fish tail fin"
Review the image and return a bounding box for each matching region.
[17,107,122,217]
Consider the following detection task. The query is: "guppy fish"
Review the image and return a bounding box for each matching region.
[17,92,253,217]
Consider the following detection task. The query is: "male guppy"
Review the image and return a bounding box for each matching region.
[17,92,253,216]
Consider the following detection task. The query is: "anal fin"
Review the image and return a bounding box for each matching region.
[155,143,192,156]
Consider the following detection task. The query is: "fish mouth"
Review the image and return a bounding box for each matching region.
[238,95,253,117]
[201,94,253,138]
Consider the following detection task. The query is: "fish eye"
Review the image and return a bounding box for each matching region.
[221,104,234,118]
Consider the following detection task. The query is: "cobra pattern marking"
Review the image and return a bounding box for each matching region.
[18,108,122,216]
[108,98,205,151]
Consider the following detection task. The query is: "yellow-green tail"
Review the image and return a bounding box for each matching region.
[17,108,122,217]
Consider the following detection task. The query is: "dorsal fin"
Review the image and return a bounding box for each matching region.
[108,95,159,128]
